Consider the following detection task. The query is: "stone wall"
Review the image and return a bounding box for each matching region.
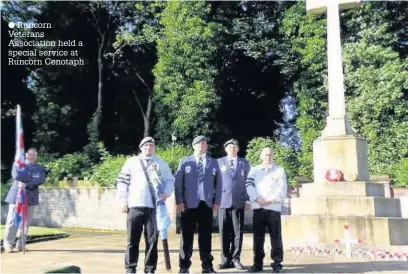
[1,187,290,231]
[2,186,404,229]
[1,188,128,230]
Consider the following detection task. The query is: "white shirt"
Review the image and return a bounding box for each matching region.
[194,153,207,200]
[116,155,175,208]
[246,163,287,212]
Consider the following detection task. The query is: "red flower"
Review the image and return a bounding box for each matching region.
[325,169,343,183]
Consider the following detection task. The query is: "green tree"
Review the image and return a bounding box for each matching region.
[278,2,327,177]
[344,24,408,178]
[246,137,299,186]
[152,1,222,141]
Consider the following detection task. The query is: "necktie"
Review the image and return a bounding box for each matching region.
[197,156,204,182]
[229,159,235,178]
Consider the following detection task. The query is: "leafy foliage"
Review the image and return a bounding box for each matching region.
[2,1,408,185]
[151,1,222,141]
[392,158,408,187]
[89,144,191,186]
[84,141,110,164]
[155,144,192,173]
[343,7,408,179]
[43,153,93,183]
[278,2,327,177]
[90,155,128,187]
[246,137,299,186]
[1,181,12,203]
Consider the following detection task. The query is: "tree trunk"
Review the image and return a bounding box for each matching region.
[90,38,105,141]
[133,72,153,138]
[144,91,153,137]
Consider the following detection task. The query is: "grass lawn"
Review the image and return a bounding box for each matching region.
[0,225,67,240]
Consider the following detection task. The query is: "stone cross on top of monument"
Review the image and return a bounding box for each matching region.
[306,0,370,183]
[306,0,361,137]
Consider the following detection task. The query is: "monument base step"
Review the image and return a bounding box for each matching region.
[291,196,401,217]
[282,215,408,246]
[299,181,385,197]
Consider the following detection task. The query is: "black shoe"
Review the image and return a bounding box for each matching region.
[218,262,233,269]
[125,269,136,274]
[179,268,189,274]
[202,267,217,273]
[232,260,245,270]
[272,263,282,273]
[247,265,263,272]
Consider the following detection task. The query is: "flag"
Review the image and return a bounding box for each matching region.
[15,186,29,233]
[14,105,26,168]
[150,163,172,240]
[156,200,171,240]
[150,161,172,270]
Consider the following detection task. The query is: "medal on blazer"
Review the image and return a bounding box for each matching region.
[185,165,192,174]
[32,172,40,179]
[221,165,227,172]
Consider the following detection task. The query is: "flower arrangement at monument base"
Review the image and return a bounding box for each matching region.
[325,169,343,183]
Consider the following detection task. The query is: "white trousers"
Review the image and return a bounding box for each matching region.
[3,203,35,249]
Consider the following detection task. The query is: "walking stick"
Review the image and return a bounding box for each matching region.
[162,238,171,270]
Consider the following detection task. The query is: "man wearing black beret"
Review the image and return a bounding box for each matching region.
[117,137,175,274]
[216,139,251,270]
[175,135,222,273]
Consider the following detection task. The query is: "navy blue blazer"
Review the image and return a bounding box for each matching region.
[175,155,222,209]
[217,157,250,209]
[5,163,46,205]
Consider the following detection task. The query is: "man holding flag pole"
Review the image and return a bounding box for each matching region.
[4,105,47,253]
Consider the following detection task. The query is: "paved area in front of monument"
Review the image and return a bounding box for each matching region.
[1,232,407,273]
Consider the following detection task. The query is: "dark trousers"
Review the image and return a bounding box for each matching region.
[253,209,283,267]
[125,207,158,273]
[179,201,214,269]
[218,208,244,264]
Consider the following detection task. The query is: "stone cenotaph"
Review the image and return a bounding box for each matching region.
[282,0,408,246]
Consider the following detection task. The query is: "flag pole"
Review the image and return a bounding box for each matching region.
[22,192,28,255]
[15,104,27,255]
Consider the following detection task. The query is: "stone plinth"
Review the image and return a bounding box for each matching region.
[282,215,408,246]
[284,181,408,246]
[291,197,402,217]
[299,181,385,197]
[313,135,370,183]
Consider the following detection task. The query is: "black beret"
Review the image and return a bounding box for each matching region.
[192,135,208,146]
[224,139,239,147]
[139,137,155,148]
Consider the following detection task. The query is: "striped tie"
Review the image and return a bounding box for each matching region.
[197,156,204,182]
[229,159,235,178]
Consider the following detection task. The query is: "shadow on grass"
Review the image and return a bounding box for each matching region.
[0,233,69,252]
[45,265,81,273]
